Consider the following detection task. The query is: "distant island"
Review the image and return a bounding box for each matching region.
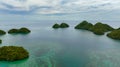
[75,21,114,35]
[0,40,2,44]
[0,27,31,44]
[52,23,60,28]
[0,46,29,61]
[8,27,31,34]
[0,27,31,35]
[0,30,6,35]
[52,21,120,40]
[74,21,120,40]
[52,23,69,29]
[107,28,120,40]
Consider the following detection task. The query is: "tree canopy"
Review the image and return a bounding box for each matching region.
[52,23,69,29]
[8,27,31,34]
[52,23,60,29]
[75,21,93,30]
[0,30,6,35]
[0,46,29,61]
[75,21,114,35]
[107,29,120,40]
[60,23,69,28]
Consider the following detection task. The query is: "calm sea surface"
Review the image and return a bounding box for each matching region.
[0,20,120,67]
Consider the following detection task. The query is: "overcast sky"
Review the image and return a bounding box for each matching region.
[0,0,120,21]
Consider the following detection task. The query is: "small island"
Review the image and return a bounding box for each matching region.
[75,21,114,35]
[60,23,69,28]
[0,39,2,44]
[52,23,69,29]
[75,21,93,30]
[8,29,19,33]
[0,30,6,35]
[0,46,29,61]
[107,29,120,40]
[8,27,31,34]
[52,23,60,29]
[19,28,31,33]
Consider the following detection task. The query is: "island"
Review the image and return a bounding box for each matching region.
[8,27,31,34]
[8,29,19,33]
[52,23,69,29]
[75,21,114,35]
[19,28,31,33]
[0,39,2,44]
[107,29,120,40]
[75,21,93,31]
[60,23,69,28]
[0,30,6,35]
[0,46,29,61]
[91,22,114,35]
[52,23,60,29]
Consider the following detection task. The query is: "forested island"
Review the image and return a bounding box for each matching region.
[74,21,120,40]
[75,21,114,35]
[0,27,31,44]
[52,23,69,29]
[0,30,6,35]
[107,28,120,40]
[8,27,31,34]
[52,23,60,28]
[0,46,29,61]
[0,40,2,44]
[0,27,31,35]
[52,21,120,40]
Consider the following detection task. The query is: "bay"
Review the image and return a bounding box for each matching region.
[0,20,119,67]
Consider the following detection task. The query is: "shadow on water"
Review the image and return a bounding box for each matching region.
[8,33,31,36]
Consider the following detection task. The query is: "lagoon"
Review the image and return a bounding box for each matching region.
[0,20,120,67]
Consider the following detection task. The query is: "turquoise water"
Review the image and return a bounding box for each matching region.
[0,20,120,67]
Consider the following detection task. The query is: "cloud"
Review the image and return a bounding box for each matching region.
[0,0,120,14]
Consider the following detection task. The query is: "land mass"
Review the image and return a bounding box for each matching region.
[52,23,69,29]
[53,21,120,40]
[75,21,114,35]
[8,27,31,34]
[107,28,120,40]
[0,46,29,61]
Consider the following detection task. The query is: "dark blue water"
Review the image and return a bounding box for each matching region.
[0,20,119,67]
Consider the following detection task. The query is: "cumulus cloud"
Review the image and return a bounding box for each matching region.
[0,0,120,14]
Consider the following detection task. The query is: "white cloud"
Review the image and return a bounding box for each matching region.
[0,0,120,14]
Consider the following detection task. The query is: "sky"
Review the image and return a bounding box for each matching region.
[0,0,120,21]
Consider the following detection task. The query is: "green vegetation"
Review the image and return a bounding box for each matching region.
[107,29,120,40]
[8,27,31,34]
[8,29,19,33]
[75,21,93,30]
[52,23,60,29]
[91,22,114,35]
[0,30,6,35]
[75,21,114,35]
[0,30,5,44]
[0,46,29,61]
[92,29,105,35]
[52,23,69,28]
[0,39,2,44]
[60,23,69,28]
[19,28,31,34]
